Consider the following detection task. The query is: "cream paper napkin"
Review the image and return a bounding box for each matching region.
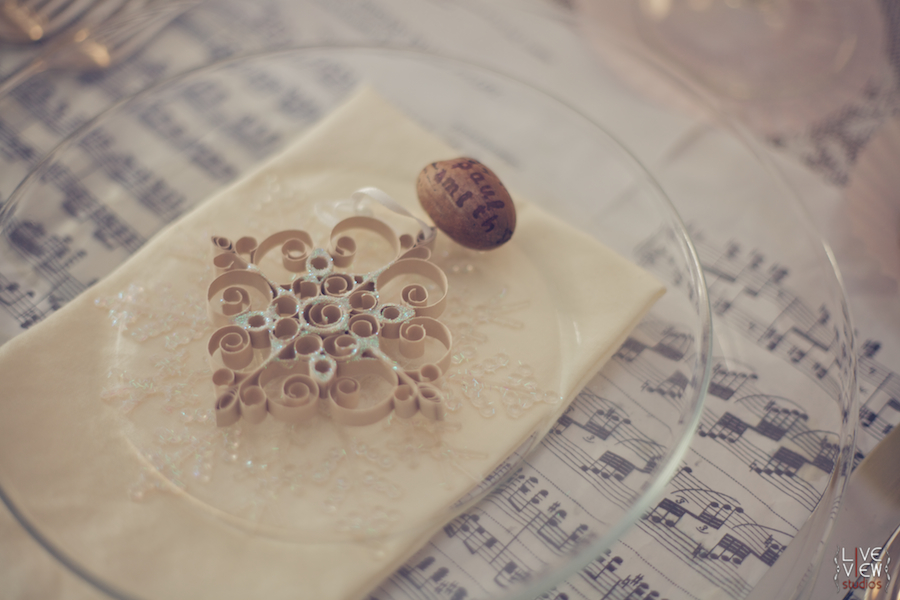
[0,87,664,600]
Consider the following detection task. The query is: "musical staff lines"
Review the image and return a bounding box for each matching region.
[375,307,703,600]
[376,542,687,600]
[858,342,900,443]
[707,360,757,401]
[568,550,684,600]
[10,78,88,138]
[543,386,670,510]
[637,466,792,599]
[681,350,839,513]
[375,549,481,600]
[379,289,707,600]
[79,127,189,222]
[636,226,896,460]
[613,316,697,410]
[697,409,831,511]
[1,218,92,329]
[376,466,686,600]
[638,232,845,398]
[0,3,346,335]
[40,162,146,253]
[0,117,38,166]
[425,469,593,595]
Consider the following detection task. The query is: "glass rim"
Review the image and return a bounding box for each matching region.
[0,42,721,600]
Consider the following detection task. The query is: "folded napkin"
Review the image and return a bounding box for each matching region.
[0,87,664,599]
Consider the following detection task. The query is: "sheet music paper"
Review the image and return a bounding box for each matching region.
[0,1,897,599]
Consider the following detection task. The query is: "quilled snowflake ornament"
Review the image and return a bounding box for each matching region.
[206,188,453,428]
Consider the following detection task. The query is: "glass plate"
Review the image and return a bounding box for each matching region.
[577,39,860,599]
[0,47,711,600]
[569,3,860,595]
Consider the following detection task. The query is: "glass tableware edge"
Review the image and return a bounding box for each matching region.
[0,45,713,600]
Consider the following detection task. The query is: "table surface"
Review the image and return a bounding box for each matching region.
[0,2,897,599]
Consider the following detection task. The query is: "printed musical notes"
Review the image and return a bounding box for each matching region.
[634,228,852,404]
[139,104,193,150]
[647,495,742,532]
[634,464,798,599]
[278,88,324,121]
[567,553,674,600]
[493,561,526,588]
[545,383,671,496]
[697,391,833,512]
[751,447,806,477]
[614,337,646,362]
[1,218,92,330]
[459,517,498,556]
[616,322,694,362]
[701,413,748,443]
[386,554,471,600]
[645,370,690,402]
[860,372,900,440]
[181,80,229,111]
[861,398,900,434]
[756,404,806,441]
[79,128,189,220]
[809,438,840,473]
[397,557,446,591]
[615,317,694,406]
[653,330,692,361]
[697,502,741,530]
[577,443,639,483]
[0,118,37,165]
[225,115,282,156]
[694,534,752,565]
[441,474,593,586]
[38,162,146,253]
[536,512,589,552]
[584,408,630,440]
[611,318,700,413]
[507,475,544,511]
[708,361,756,400]
[550,413,574,435]
[759,535,786,567]
[11,79,84,137]
[648,497,686,527]
[0,273,43,330]
[190,143,238,182]
[700,402,808,445]
[588,452,635,482]
[0,2,347,339]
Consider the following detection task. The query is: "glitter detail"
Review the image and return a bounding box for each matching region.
[206,202,454,428]
[93,185,550,537]
[335,506,402,537]
[441,353,563,419]
[95,283,209,346]
[385,417,488,473]
[439,284,557,418]
[101,348,208,413]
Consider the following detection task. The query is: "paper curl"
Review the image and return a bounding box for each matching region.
[206,188,452,428]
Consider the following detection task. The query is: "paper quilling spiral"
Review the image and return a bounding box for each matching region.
[206,190,453,428]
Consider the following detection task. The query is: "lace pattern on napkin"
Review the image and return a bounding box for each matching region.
[93,185,557,537]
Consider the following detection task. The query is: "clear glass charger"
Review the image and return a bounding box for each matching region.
[0,43,848,600]
[576,34,861,599]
